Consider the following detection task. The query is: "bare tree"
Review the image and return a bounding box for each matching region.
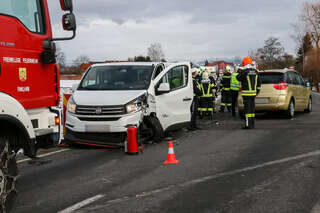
[257,37,284,69]
[56,44,66,68]
[300,2,320,49]
[147,43,165,62]
[73,55,90,67]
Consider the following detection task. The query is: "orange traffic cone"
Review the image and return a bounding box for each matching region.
[163,141,179,165]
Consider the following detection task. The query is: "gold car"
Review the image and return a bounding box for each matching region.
[238,69,312,118]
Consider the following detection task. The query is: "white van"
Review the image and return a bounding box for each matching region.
[64,62,193,146]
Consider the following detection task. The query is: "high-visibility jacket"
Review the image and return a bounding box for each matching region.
[236,68,261,96]
[200,80,215,98]
[220,73,231,91]
[230,73,241,91]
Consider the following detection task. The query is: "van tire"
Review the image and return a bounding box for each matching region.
[285,99,295,119]
[0,136,18,213]
[304,97,312,113]
[145,117,164,142]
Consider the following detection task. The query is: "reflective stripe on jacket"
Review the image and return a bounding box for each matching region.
[200,82,215,98]
[236,68,261,97]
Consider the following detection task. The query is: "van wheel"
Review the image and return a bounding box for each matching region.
[285,99,295,118]
[304,97,312,113]
[0,136,18,213]
[145,117,164,142]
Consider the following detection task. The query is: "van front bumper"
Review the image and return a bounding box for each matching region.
[64,111,143,144]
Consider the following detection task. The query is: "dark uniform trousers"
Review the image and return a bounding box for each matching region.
[190,97,199,129]
[220,89,232,112]
[243,96,256,128]
[231,90,239,116]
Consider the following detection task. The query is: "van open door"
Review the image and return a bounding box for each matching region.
[152,62,193,131]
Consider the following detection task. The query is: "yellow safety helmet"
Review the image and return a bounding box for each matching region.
[202,71,209,79]
[225,66,231,73]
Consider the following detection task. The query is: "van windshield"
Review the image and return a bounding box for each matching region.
[260,72,284,84]
[78,65,154,90]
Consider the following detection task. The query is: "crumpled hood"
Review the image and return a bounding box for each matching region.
[73,90,146,106]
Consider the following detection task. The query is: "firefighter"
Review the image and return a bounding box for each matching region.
[199,71,215,120]
[189,68,202,131]
[219,66,232,112]
[236,57,261,129]
[230,67,241,117]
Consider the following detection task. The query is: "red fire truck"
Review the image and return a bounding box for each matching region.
[0,0,76,211]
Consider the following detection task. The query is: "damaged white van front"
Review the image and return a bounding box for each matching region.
[65,62,192,146]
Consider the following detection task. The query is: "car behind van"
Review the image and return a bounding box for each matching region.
[65,62,193,146]
[238,69,312,118]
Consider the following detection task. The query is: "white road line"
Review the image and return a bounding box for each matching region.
[58,194,105,213]
[17,149,70,164]
[86,149,320,211]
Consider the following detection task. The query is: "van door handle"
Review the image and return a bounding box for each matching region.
[183,97,192,101]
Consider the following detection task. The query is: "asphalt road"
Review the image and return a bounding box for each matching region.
[12,92,320,213]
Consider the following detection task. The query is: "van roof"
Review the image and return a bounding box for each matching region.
[91,62,164,67]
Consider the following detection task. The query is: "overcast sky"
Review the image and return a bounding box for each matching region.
[48,0,304,64]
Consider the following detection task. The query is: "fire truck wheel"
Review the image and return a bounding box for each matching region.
[0,136,18,213]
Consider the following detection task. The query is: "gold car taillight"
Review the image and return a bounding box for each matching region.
[273,82,288,90]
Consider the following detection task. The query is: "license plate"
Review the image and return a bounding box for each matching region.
[85,124,110,132]
[255,98,268,104]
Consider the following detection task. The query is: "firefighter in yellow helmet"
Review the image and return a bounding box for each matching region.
[219,66,232,112]
[199,71,216,120]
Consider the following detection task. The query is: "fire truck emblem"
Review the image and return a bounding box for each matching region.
[19,68,27,82]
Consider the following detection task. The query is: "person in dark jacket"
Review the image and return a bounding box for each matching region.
[219,66,232,112]
[189,69,202,131]
[236,57,261,129]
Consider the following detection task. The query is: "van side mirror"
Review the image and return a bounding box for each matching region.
[62,13,76,31]
[72,83,79,92]
[157,83,170,94]
[60,0,73,11]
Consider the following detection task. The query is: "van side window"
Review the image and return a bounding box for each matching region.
[161,65,188,91]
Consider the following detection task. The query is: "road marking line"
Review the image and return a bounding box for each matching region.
[87,149,320,210]
[17,149,70,164]
[58,194,105,213]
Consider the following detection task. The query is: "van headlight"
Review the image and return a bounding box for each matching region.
[67,96,77,114]
[126,100,142,114]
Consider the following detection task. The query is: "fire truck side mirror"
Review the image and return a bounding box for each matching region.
[60,0,73,11]
[62,14,76,31]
